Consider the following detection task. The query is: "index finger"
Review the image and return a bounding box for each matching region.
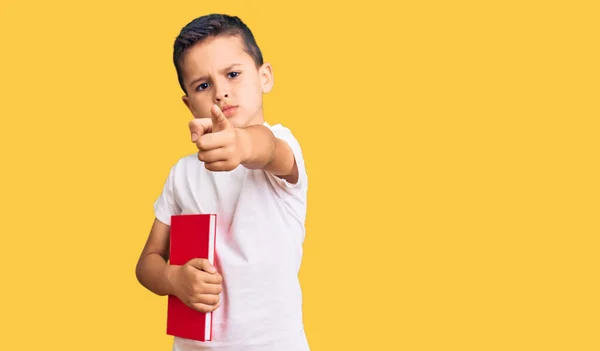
[197,270,223,285]
[211,104,230,132]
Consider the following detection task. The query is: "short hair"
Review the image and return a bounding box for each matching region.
[173,14,264,94]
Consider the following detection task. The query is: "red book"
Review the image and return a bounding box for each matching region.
[167,213,217,342]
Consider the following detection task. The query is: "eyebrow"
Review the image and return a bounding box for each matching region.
[188,63,243,89]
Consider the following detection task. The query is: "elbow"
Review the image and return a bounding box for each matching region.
[135,256,145,286]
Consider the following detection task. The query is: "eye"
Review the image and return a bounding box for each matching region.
[196,82,210,91]
[228,71,240,79]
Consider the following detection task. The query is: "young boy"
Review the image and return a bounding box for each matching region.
[135,14,310,351]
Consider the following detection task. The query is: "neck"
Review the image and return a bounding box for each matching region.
[247,106,265,126]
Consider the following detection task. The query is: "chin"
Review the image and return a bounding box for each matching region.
[229,111,261,128]
[229,116,248,128]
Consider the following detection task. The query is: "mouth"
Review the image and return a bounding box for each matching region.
[221,105,238,117]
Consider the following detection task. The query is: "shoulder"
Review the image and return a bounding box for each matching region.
[264,122,305,161]
[161,152,206,182]
[175,153,203,169]
[164,153,194,172]
[154,155,197,225]
[266,122,300,142]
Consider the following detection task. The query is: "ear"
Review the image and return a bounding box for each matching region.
[259,63,274,93]
[182,95,195,115]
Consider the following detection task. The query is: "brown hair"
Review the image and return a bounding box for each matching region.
[173,14,264,94]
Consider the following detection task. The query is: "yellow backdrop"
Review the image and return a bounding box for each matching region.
[1,1,598,350]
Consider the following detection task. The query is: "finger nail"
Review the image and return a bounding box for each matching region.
[191,132,198,142]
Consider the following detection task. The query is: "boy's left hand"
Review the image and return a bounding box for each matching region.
[189,104,248,172]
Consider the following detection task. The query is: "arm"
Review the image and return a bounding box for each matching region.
[135,218,178,296]
[135,217,223,312]
[237,124,299,184]
[191,105,301,183]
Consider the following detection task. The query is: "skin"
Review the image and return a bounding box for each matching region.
[135,34,299,313]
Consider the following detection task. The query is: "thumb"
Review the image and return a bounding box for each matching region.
[211,104,230,131]
[187,258,217,273]
[189,118,213,142]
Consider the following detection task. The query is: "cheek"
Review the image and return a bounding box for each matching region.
[190,98,211,117]
[244,79,262,102]
[233,77,261,110]
[240,90,260,110]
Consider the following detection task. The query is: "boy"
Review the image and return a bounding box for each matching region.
[135,14,310,351]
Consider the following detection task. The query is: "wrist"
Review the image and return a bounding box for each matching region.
[164,264,180,296]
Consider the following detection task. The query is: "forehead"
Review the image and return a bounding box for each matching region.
[181,35,252,74]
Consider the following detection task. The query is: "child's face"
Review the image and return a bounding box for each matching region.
[181,35,273,128]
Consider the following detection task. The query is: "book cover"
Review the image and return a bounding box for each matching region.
[167,213,217,342]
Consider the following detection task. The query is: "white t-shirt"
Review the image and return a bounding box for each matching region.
[153,122,310,351]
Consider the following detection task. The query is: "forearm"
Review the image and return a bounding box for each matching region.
[136,253,178,296]
[238,125,297,180]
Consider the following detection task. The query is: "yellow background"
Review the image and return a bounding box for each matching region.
[1,1,598,350]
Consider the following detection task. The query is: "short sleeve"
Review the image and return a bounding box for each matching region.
[153,164,181,226]
[267,124,308,193]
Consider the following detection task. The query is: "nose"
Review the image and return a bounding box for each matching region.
[214,81,230,103]
[215,93,229,102]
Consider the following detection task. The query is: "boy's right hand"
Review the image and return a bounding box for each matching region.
[169,258,223,313]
